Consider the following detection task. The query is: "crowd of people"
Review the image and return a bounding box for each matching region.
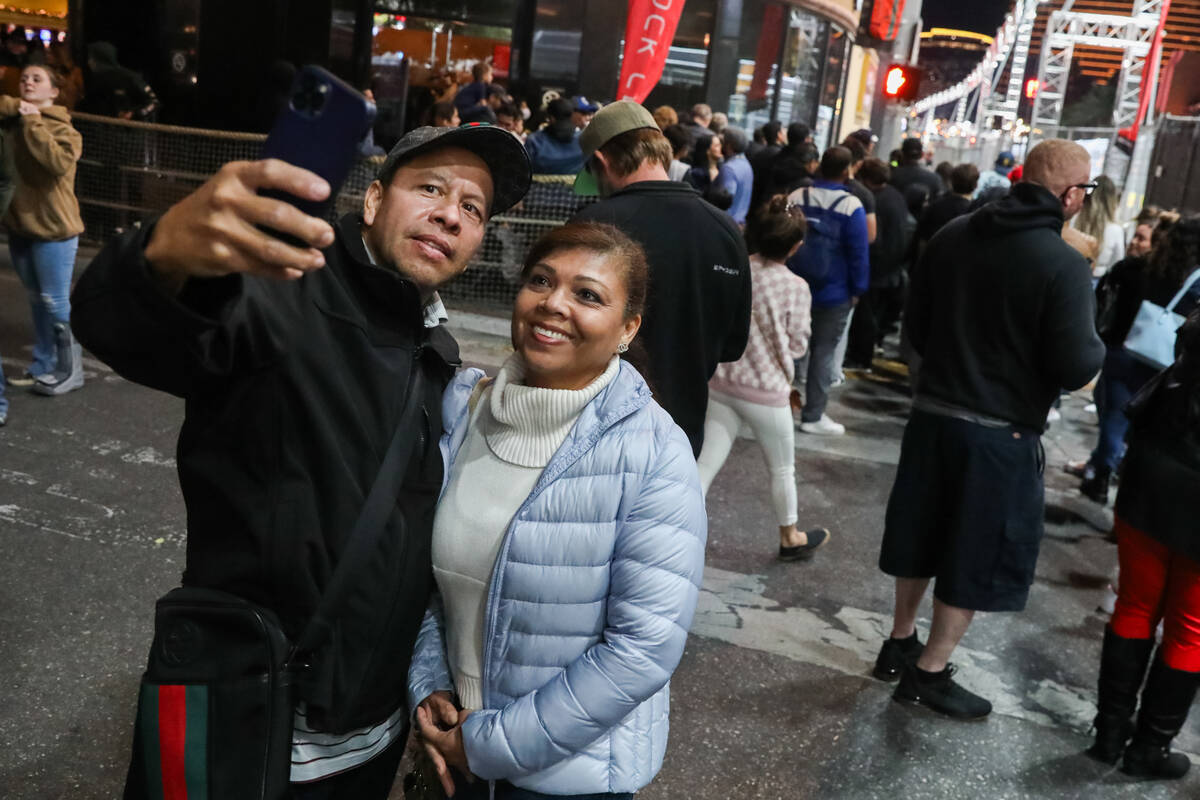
[2,51,1199,796]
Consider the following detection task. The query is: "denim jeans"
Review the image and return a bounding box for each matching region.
[795,302,853,423]
[9,234,80,376]
[1089,347,1158,473]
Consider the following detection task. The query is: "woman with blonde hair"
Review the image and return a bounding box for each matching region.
[1074,175,1125,276]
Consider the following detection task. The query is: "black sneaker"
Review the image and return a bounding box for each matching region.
[893,663,992,720]
[873,633,924,682]
[778,528,830,561]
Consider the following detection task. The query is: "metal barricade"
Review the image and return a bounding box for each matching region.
[69,113,595,313]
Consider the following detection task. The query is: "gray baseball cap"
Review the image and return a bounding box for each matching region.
[574,100,659,196]
[377,122,531,215]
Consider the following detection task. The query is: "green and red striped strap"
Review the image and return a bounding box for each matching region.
[139,684,210,800]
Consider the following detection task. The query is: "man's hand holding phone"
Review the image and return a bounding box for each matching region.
[144,159,336,295]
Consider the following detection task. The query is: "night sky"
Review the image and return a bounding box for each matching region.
[921,0,1012,34]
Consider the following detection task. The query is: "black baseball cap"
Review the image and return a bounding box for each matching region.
[377,122,531,215]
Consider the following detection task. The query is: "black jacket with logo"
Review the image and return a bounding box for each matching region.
[573,180,751,455]
[71,213,459,732]
[906,182,1105,429]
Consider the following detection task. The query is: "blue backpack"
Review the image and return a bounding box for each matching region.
[786,186,853,290]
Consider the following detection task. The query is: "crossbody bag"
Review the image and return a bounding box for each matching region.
[128,369,427,800]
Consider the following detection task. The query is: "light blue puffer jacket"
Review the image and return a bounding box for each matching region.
[407,361,707,795]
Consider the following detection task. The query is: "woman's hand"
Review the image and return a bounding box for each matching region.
[17,100,40,116]
[416,702,473,797]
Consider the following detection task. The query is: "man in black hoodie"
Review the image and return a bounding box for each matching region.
[872,139,1105,719]
[571,101,751,455]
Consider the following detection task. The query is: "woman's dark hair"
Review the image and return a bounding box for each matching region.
[521,222,648,322]
[1147,215,1200,288]
[520,222,654,384]
[746,194,806,261]
[688,131,716,167]
[950,163,980,195]
[858,157,890,187]
[663,123,692,158]
[704,184,733,211]
[430,101,456,124]
[935,161,954,188]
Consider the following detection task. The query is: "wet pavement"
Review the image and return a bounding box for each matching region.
[0,253,1196,799]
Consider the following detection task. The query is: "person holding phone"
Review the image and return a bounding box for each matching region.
[70,123,531,798]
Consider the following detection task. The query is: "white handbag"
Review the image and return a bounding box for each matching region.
[1124,268,1200,369]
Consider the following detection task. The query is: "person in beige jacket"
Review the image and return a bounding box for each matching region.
[2,63,85,395]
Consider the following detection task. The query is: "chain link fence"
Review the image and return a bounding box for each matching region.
[71,113,595,314]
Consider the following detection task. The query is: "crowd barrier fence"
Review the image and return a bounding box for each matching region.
[70,112,595,314]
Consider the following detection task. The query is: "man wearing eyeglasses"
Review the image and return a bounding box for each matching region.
[872,139,1106,720]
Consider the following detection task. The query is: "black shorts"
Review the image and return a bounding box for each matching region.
[879,409,1046,612]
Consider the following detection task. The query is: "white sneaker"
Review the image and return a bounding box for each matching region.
[1046,408,1061,423]
[800,415,845,436]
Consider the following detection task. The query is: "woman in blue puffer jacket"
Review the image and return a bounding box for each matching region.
[408,221,707,799]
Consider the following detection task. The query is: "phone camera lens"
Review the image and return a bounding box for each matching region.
[292,79,329,116]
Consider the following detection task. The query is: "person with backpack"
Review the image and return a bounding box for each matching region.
[787,146,869,435]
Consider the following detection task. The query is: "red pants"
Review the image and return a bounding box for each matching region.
[1111,516,1200,672]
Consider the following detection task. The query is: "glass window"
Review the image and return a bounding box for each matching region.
[640,0,717,112]
[725,0,781,133]
[529,0,585,83]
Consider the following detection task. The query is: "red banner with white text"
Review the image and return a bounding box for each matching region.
[616,0,687,103]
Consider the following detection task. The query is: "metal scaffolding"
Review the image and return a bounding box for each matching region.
[1031,2,1164,131]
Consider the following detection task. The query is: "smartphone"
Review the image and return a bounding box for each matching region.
[260,65,377,224]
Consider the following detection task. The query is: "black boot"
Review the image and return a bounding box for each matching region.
[1121,655,1200,779]
[1086,627,1154,764]
[1080,466,1111,504]
[32,322,84,396]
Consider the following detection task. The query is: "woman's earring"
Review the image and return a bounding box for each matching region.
[616,342,629,354]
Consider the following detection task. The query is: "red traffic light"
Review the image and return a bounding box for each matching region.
[1025,78,1039,99]
[883,64,921,102]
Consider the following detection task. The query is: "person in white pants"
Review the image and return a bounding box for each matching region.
[697,195,832,560]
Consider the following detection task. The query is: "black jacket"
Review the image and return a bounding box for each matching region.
[906,182,1105,429]
[1116,309,1200,561]
[572,180,751,454]
[870,183,912,287]
[71,213,459,732]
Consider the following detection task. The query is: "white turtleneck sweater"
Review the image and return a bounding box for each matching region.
[432,354,621,710]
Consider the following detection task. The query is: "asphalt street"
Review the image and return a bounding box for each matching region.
[0,250,1197,799]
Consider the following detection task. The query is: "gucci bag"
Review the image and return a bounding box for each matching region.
[126,371,426,799]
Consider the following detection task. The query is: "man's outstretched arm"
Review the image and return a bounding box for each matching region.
[72,160,335,396]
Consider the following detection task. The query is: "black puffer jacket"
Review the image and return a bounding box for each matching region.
[1116,309,1200,560]
[71,213,459,732]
